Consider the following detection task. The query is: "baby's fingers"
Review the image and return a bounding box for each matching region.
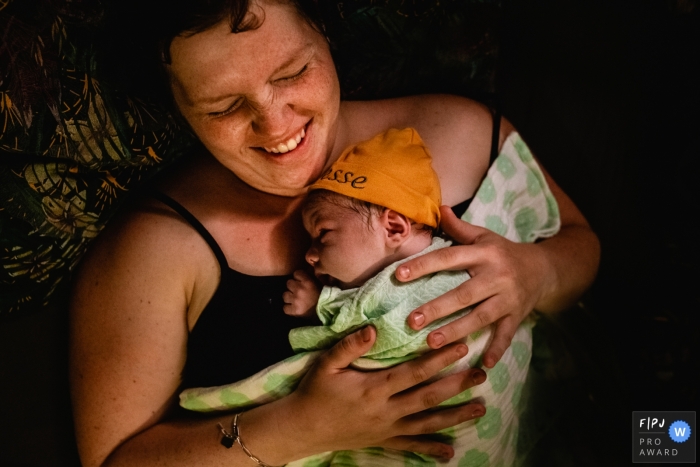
[283,302,303,317]
[293,269,316,284]
[286,278,302,294]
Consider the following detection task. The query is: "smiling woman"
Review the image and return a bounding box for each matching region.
[65,0,600,466]
[166,5,340,196]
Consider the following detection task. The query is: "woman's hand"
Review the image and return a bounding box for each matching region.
[251,326,487,463]
[396,198,599,368]
[396,206,553,368]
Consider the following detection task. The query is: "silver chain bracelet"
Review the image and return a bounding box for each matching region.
[217,413,280,467]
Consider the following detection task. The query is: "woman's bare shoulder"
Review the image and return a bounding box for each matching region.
[343,95,496,205]
[72,198,219,327]
[81,200,206,271]
[344,95,493,140]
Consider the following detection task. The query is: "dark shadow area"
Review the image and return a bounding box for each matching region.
[0,300,81,466]
[498,0,699,464]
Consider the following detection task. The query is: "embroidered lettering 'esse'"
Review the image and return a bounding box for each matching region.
[319,169,367,189]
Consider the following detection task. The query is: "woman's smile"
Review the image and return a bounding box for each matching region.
[263,124,307,154]
[255,120,313,166]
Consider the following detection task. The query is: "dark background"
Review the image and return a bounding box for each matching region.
[1,0,698,465]
[498,0,699,464]
[500,0,699,416]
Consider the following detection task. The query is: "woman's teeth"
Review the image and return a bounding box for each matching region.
[264,127,306,154]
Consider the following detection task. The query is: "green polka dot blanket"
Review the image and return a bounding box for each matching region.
[180,132,560,466]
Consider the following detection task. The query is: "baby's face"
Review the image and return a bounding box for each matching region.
[302,201,390,289]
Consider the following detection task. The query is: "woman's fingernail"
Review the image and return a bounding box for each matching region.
[361,326,372,342]
[412,312,425,327]
[431,333,445,347]
[472,407,485,417]
[456,344,468,357]
[397,266,409,280]
[472,370,486,384]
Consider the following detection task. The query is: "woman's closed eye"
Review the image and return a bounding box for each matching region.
[209,98,244,118]
[277,64,308,84]
[208,65,308,118]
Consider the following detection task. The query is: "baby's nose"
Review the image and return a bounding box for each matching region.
[305,247,319,266]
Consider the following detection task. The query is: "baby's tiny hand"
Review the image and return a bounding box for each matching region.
[283,270,321,319]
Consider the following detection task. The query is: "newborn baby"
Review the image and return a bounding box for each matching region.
[180,127,561,467]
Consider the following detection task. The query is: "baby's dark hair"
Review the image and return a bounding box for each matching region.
[303,189,434,235]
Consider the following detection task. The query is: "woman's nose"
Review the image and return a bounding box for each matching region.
[251,100,294,136]
[305,247,319,266]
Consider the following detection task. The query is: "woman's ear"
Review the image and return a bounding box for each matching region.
[379,209,411,247]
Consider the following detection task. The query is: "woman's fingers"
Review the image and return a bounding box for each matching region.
[317,326,377,371]
[290,333,487,453]
[482,316,519,368]
[407,274,496,332]
[392,368,486,415]
[438,205,487,244]
[427,307,493,349]
[380,436,455,460]
[396,244,473,283]
[381,343,468,393]
[424,299,520,367]
[423,294,504,348]
[398,402,486,437]
[395,207,488,283]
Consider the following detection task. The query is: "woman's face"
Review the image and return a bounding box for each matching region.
[168,0,341,197]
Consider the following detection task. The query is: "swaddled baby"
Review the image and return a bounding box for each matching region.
[180,127,561,467]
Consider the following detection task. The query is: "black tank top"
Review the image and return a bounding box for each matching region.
[153,108,501,389]
[149,191,303,389]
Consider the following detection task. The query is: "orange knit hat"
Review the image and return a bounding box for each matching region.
[309,128,441,228]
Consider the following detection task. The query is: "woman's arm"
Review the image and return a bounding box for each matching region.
[395,113,601,368]
[70,207,487,467]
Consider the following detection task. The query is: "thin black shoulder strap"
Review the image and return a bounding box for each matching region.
[490,106,502,164]
[147,190,229,269]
